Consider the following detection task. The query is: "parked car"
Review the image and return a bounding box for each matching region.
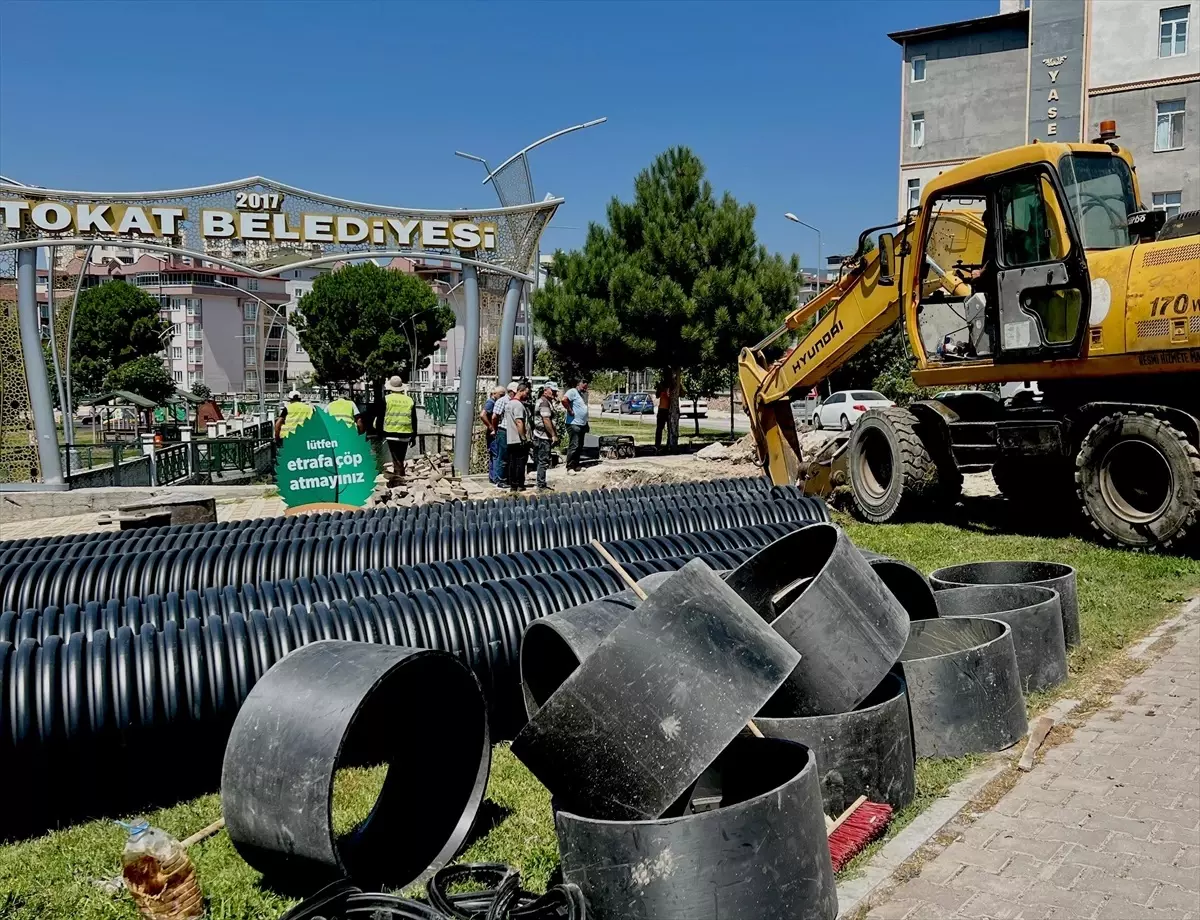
[811,390,894,430]
[622,393,655,415]
[600,392,625,414]
[679,397,708,419]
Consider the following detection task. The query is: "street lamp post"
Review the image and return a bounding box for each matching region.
[784,212,823,295]
[455,118,606,387]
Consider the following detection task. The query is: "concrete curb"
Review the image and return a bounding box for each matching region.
[835,595,1199,919]
[835,760,1006,919]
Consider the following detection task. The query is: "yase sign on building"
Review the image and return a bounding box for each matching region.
[276,408,375,512]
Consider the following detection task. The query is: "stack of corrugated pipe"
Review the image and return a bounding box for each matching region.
[0,478,832,832]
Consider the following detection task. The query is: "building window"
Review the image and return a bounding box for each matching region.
[1153,190,1183,219]
[247,278,259,291]
[434,345,448,364]
[186,298,202,316]
[1155,99,1186,151]
[171,346,182,360]
[245,370,259,390]
[907,178,922,211]
[243,324,256,342]
[173,370,183,383]
[187,322,202,341]
[170,323,182,337]
[265,348,281,363]
[910,112,925,148]
[911,55,926,83]
[294,270,301,279]
[188,346,203,363]
[1160,6,1189,57]
[243,301,258,321]
[295,341,306,354]
[244,347,257,366]
[188,371,203,387]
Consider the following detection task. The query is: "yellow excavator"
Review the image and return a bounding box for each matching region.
[739,125,1200,551]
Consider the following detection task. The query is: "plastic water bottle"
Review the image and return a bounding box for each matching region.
[118,819,204,919]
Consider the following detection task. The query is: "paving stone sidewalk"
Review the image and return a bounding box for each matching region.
[867,610,1200,920]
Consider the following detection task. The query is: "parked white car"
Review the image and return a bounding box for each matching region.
[679,397,708,419]
[811,390,894,430]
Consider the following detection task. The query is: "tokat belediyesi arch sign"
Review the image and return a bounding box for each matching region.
[0,177,560,486]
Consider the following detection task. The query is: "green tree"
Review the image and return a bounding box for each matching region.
[291,262,454,390]
[191,382,213,400]
[72,282,168,396]
[535,146,799,439]
[105,355,177,405]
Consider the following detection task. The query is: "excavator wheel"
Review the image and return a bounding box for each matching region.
[1075,412,1200,551]
[848,408,961,522]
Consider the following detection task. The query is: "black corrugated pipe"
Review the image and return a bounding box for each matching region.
[0,496,826,611]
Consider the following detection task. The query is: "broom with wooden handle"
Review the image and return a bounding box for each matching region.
[589,541,893,867]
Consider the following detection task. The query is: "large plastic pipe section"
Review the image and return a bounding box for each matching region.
[222,641,490,891]
[897,618,1028,758]
[933,585,1067,693]
[753,672,916,816]
[724,525,910,716]
[513,561,800,821]
[556,737,838,920]
[929,561,1079,648]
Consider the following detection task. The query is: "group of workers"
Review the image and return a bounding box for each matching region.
[481,378,590,493]
[274,375,417,477]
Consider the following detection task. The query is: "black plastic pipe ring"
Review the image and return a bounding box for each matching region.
[753,672,916,816]
[861,553,940,621]
[897,617,1028,759]
[221,641,490,892]
[512,560,801,821]
[555,736,837,920]
[932,585,1067,693]
[725,525,910,718]
[929,561,1080,649]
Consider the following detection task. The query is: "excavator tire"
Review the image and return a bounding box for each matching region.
[1075,412,1200,551]
[848,408,960,522]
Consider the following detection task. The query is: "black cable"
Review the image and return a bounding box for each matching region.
[427,863,586,920]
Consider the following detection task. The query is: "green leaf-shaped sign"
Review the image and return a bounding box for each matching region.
[276,407,376,510]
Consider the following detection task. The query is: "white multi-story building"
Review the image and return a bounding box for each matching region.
[892,0,1198,218]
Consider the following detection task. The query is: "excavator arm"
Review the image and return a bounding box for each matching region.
[740,213,983,485]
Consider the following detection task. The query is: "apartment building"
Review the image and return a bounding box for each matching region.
[56,255,290,395]
[891,0,1198,218]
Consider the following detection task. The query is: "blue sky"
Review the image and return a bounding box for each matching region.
[0,0,995,269]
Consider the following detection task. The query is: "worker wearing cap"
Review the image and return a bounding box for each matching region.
[326,394,364,433]
[382,375,417,478]
[275,390,313,442]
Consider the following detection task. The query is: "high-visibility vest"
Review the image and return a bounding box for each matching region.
[384,392,414,434]
[280,401,313,437]
[327,398,357,427]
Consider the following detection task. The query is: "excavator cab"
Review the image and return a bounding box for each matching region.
[912,163,1092,372]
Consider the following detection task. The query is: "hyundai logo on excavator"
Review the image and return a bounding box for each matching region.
[790,320,845,373]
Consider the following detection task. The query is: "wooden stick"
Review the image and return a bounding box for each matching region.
[589,540,765,739]
[180,817,225,849]
[826,795,868,838]
[1017,714,1056,772]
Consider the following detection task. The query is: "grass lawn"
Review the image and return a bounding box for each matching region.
[587,413,731,445]
[2,513,1198,919]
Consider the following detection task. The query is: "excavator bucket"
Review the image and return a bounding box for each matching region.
[797,431,852,498]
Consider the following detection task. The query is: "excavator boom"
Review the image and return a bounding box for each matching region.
[739,212,986,485]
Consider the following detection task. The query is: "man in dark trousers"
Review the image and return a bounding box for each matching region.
[532,382,557,491]
[503,381,531,492]
[382,375,417,479]
[560,378,589,473]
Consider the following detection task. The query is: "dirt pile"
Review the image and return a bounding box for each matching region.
[370,452,490,508]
